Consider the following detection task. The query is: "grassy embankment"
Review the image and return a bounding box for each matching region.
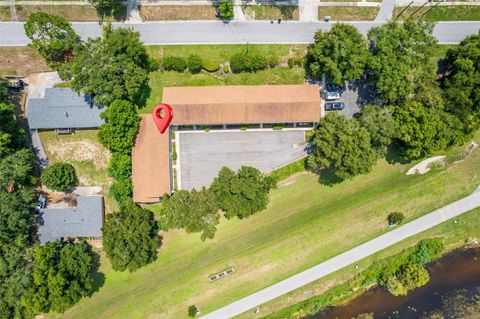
[242,6,299,20]
[394,5,480,21]
[318,7,380,21]
[142,44,307,113]
[47,128,480,319]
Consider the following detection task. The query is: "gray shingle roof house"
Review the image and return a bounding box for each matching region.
[37,196,104,244]
[28,88,105,130]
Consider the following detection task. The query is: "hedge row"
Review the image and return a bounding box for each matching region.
[162,55,220,73]
[161,53,302,74]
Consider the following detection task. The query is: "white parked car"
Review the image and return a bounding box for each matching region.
[323,91,340,101]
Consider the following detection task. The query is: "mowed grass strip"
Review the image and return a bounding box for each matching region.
[51,131,480,319]
[139,5,218,20]
[142,44,307,113]
[242,5,299,20]
[15,5,126,22]
[318,6,379,20]
[394,5,480,21]
[0,47,50,77]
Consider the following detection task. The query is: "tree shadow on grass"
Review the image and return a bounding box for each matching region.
[317,168,344,187]
[136,81,152,110]
[89,250,106,297]
[385,144,411,165]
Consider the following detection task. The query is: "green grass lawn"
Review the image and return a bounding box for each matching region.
[394,6,480,21]
[49,130,480,319]
[242,5,299,20]
[318,6,380,21]
[142,44,307,113]
[38,130,116,212]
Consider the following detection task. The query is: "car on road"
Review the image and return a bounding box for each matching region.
[325,102,345,111]
[323,91,340,101]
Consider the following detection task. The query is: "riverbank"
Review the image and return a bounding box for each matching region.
[257,206,480,319]
[312,246,480,319]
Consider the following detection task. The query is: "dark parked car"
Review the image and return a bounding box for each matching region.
[325,102,345,111]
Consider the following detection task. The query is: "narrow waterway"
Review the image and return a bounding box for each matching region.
[311,247,480,319]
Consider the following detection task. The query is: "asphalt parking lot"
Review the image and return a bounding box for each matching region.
[177,130,307,191]
[323,78,380,118]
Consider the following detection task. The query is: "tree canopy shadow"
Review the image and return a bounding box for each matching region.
[317,168,344,186]
[385,144,411,165]
[89,250,106,297]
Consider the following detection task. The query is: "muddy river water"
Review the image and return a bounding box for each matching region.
[310,247,480,319]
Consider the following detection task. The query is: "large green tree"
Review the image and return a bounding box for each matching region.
[308,113,377,180]
[0,103,24,158]
[367,20,438,105]
[442,34,480,134]
[41,162,77,192]
[210,166,275,219]
[70,25,150,106]
[356,105,397,156]
[307,24,368,85]
[161,188,220,241]
[21,241,93,315]
[24,13,80,70]
[102,202,159,272]
[0,149,35,191]
[393,101,450,159]
[98,100,140,154]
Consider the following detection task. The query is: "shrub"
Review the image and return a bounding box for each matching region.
[223,64,229,73]
[410,238,444,265]
[229,53,268,73]
[385,263,430,296]
[202,59,220,72]
[109,179,132,204]
[288,57,303,68]
[268,55,279,68]
[218,0,234,20]
[230,53,246,73]
[387,212,405,226]
[41,162,77,192]
[108,153,132,181]
[162,55,187,72]
[187,54,202,74]
[188,305,198,317]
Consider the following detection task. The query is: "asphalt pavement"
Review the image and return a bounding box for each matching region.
[199,191,480,319]
[177,130,307,190]
[1,21,479,46]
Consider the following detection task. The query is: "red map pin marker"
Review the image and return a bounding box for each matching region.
[152,103,173,134]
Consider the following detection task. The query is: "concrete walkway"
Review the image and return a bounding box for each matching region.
[234,0,246,21]
[299,0,319,21]
[375,0,395,22]
[199,191,480,319]
[125,0,142,23]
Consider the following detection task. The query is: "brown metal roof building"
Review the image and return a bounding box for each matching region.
[164,84,323,125]
[133,84,322,203]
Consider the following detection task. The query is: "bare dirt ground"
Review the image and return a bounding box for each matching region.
[406,155,446,175]
[0,47,50,77]
[139,5,217,20]
[45,140,110,171]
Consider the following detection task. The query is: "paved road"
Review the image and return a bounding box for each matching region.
[1,21,479,46]
[375,0,395,22]
[199,191,480,319]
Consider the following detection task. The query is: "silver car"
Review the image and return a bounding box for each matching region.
[323,91,340,101]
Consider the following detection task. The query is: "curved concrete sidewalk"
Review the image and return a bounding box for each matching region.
[199,191,480,319]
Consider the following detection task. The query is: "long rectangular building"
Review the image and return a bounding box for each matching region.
[132,84,322,203]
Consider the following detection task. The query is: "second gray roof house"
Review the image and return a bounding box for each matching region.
[37,196,104,244]
[28,88,105,130]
